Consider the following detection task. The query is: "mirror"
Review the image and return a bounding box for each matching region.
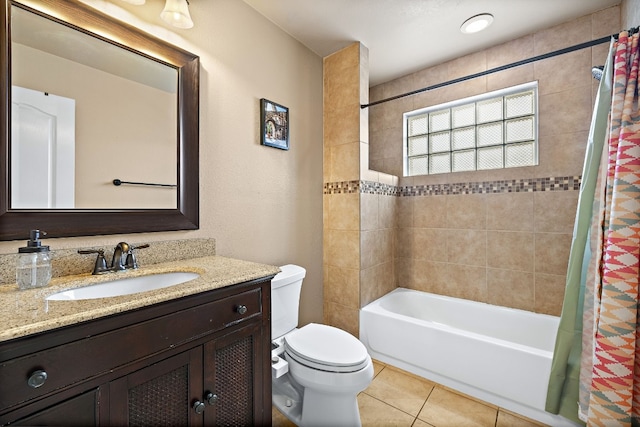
[1,0,200,240]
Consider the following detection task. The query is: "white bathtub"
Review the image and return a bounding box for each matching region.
[360,288,579,427]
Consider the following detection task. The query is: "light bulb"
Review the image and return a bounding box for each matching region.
[161,0,194,29]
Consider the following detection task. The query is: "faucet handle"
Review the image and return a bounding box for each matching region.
[125,243,150,269]
[78,249,109,275]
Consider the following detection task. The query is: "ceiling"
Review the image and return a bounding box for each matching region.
[242,0,622,86]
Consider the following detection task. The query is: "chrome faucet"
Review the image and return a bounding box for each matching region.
[79,242,149,275]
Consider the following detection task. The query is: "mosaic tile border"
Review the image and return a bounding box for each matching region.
[323,176,581,196]
[323,181,361,194]
[323,181,400,196]
[361,181,402,196]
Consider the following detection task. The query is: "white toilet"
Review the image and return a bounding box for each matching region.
[271,264,374,427]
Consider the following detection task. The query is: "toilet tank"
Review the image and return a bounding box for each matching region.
[271,264,306,339]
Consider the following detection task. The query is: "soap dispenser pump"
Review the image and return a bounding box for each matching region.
[16,230,52,290]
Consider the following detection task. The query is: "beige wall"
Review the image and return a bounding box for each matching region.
[2,0,324,325]
[366,6,620,316]
[622,0,640,28]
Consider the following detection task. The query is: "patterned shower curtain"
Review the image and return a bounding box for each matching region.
[547,30,640,426]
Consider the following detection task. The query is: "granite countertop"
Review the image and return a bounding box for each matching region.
[0,255,280,343]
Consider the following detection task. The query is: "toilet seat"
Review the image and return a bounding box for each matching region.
[284,323,370,373]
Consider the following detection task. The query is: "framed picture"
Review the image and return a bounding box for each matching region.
[260,98,289,150]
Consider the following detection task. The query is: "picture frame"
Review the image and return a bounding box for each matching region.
[260,98,289,150]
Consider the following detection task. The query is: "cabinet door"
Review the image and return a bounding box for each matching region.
[109,347,204,427]
[7,388,99,426]
[203,322,265,427]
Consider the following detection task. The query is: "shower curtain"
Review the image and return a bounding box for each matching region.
[546,30,640,426]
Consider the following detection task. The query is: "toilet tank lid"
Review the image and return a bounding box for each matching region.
[272,264,306,289]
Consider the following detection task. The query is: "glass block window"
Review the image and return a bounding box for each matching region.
[404,82,538,176]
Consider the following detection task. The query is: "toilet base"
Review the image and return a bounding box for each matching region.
[272,374,364,427]
[273,375,303,425]
[300,388,363,427]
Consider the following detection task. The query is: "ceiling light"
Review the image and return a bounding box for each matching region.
[161,0,194,29]
[460,13,494,34]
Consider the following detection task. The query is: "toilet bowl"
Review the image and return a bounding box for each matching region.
[271,265,374,427]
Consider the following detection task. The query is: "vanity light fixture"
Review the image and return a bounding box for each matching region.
[120,0,194,29]
[460,13,494,34]
[161,0,194,29]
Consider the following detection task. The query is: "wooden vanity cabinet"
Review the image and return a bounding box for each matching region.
[8,389,100,426]
[0,277,273,426]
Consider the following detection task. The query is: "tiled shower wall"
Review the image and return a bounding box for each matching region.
[323,44,368,337]
[323,7,621,338]
[366,6,620,316]
[323,43,398,336]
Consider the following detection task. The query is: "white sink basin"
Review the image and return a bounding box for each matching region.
[46,272,200,301]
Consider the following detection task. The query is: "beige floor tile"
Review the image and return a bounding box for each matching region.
[418,387,498,427]
[372,359,386,377]
[438,384,498,409]
[496,410,548,427]
[272,406,297,427]
[363,366,434,416]
[412,418,436,427]
[358,393,416,427]
[385,364,437,386]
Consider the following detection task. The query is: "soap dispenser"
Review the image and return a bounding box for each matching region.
[16,230,52,290]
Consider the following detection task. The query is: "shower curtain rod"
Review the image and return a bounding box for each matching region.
[361,29,633,109]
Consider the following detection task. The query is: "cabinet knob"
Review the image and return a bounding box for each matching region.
[27,370,48,388]
[193,400,205,415]
[236,305,247,315]
[205,392,218,405]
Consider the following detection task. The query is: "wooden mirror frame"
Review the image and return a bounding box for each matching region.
[0,0,199,241]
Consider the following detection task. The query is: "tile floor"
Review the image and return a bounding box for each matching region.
[272,359,548,427]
